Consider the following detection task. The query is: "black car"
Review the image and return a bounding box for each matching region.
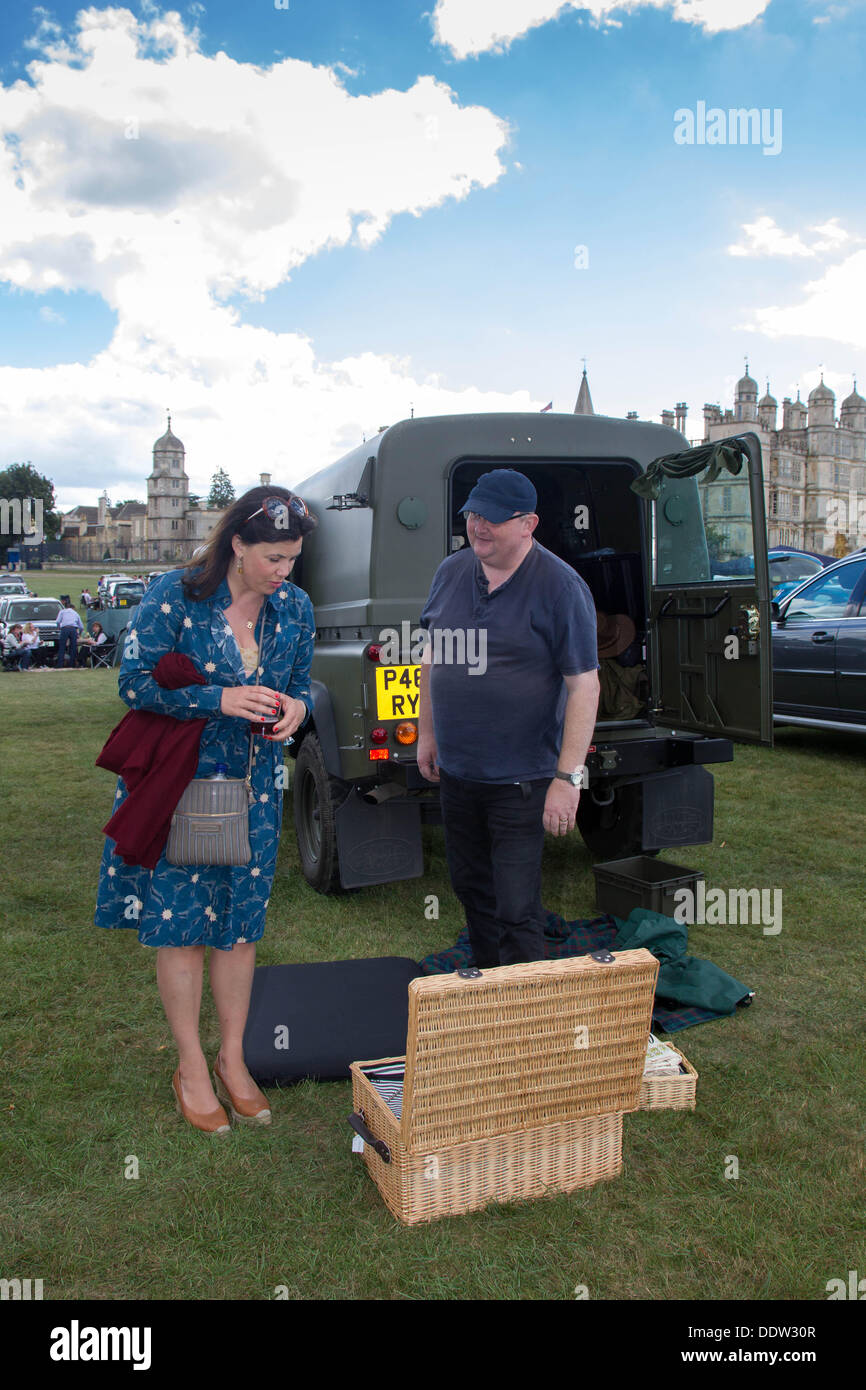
[772,554,866,732]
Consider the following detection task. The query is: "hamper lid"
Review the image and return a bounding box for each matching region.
[401,949,658,1152]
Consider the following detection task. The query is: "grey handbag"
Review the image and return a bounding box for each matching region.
[165,610,264,867]
[165,758,254,867]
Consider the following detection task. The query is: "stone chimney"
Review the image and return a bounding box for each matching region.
[661,409,675,429]
[260,472,272,487]
[98,490,109,526]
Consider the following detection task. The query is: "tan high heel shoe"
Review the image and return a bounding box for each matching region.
[172,1068,231,1135]
[213,1058,272,1126]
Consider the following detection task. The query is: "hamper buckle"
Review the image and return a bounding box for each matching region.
[590,949,616,964]
[457,967,483,979]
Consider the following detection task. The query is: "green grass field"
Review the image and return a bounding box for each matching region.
[0,636,864,1300]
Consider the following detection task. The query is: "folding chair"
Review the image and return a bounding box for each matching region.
[89,639,117,669]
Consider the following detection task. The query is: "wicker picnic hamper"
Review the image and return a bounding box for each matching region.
[349,948,659,1224]
[637,1045,698,1111]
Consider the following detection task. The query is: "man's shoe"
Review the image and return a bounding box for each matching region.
[213,1059,272,1126]
[172,1068,231,1134]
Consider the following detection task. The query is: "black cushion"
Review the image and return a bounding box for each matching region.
[242,956,421,1085]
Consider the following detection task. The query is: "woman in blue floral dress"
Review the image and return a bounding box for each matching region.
[95,486,316,1133]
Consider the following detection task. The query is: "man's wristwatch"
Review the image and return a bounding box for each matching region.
[554,769,583,786]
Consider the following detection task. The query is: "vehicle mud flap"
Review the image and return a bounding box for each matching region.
[335,788,423,889]
[641,766,714,850]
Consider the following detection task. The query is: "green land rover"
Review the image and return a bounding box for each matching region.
[289,412,772,892]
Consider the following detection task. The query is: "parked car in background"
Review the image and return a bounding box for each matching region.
[767,548,833,604]
[0,576,31,597]
[0,596,64,663]
[105,578,145,609]
[97,573,127,601]
[712,547,833,600]
[772,553,866,733]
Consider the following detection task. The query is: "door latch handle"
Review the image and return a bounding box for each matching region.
[811,631,834,643]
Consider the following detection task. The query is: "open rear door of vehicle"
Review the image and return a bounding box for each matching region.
[644,432,773,745]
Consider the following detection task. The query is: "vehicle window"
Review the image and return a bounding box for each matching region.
[7,600,61,622]
[783,561,866,620]
[768,555,821,585]
[695,468,757,585]
[653,474,712,583]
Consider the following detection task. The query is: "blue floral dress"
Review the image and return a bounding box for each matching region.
[94,569,314,950]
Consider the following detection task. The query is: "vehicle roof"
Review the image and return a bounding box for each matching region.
[294,410,733,626]
[778,550,866,606]
[768,547,832,563]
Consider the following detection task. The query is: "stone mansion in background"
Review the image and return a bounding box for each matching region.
[61,367,866,564]
[60,420,228,565]
[694,369,866,559]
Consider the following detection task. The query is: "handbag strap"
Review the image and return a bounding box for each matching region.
[243,603,266,806]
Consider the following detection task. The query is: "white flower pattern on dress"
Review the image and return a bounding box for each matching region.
[95,568,314,951]
[183,617,192,627]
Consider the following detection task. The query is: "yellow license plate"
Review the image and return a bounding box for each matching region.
[375,664,420,720]
[118,599,128,606]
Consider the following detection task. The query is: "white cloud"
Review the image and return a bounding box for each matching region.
[431,0,770,60]
[38,305,65,324]
[728,215,857,259]
[728,216,816,259]
[0,7,526,503]
[748,250,866,352]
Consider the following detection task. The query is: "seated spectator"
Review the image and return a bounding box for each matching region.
[78,621,108,665]
[81,588,93,607]
[2,623,27,669]
[20,622,41,670]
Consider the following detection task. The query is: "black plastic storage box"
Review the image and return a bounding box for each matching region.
[593,856,704,920]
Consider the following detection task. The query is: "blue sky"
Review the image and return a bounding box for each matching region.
[0,0,863,505]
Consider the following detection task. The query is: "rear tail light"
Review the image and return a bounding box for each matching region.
[370,727,388,744]
[395,721,417,745]
[369,748,389,761]
[366,644,381,662]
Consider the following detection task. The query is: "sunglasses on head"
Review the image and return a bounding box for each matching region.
[245,494,309,527]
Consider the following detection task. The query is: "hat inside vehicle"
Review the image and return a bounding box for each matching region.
[596,611,637,658]
[459,469,537,524]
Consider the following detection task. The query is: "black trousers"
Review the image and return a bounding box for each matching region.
[57,627,78,667]
[438,769,549,968]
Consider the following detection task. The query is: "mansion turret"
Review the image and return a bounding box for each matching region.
[61,420,226,564]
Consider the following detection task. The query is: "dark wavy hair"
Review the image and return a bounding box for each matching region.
[181,485,317,601]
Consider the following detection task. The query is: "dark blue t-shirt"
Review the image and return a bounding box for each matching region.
[419,541,598,782]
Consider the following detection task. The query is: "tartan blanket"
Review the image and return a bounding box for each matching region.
[419,910,737,1033]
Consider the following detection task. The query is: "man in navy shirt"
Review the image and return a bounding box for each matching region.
[418,469,599,968]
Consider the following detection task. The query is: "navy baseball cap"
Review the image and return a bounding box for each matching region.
[459,469,537,523]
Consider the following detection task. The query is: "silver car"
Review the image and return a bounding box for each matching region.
[0,596,64,661]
